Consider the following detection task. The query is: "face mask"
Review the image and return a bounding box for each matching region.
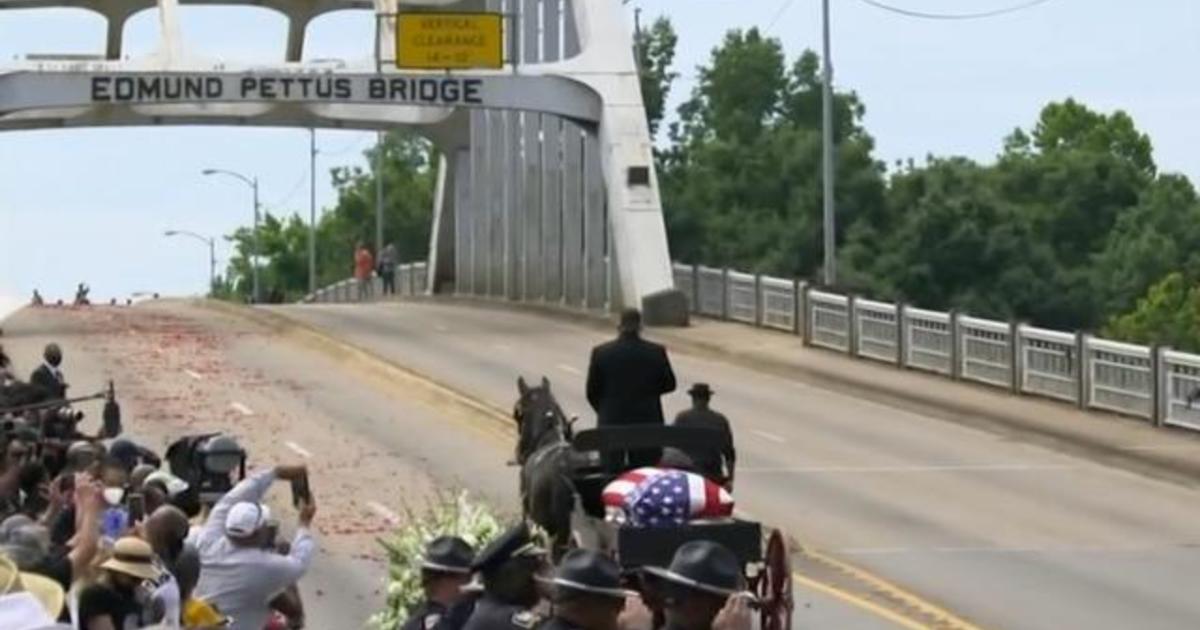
[103,487,125,506]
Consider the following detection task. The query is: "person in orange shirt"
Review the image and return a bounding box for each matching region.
[354,242,375,301]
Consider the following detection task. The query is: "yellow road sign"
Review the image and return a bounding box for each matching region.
[396,12,504,70]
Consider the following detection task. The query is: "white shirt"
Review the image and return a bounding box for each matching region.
[0,592,59,630]
[151,568,182,628]
[193,469,316,630]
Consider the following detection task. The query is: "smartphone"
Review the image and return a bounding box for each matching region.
[128,492,145,523]
[290,473,311,508]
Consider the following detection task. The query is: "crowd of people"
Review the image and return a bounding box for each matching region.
[0,342,318,629]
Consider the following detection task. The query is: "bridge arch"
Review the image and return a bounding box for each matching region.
[0,0,686,324]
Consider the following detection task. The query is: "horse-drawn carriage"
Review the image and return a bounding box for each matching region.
[514,378,794,629]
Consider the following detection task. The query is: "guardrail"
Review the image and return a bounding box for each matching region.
[304,261,429,304]
[670,262,1198,432]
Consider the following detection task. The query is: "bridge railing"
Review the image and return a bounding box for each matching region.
[304,261,428,304]
[671,262,1198,432]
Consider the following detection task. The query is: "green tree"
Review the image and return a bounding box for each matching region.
[635,16,678,138]
[1106,273,1200,352]
[223,130,437,302]
[661,29,884,281]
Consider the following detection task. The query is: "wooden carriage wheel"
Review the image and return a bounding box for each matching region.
[757,529,794,630]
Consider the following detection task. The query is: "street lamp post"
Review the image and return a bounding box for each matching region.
[164,230,216,296]
[821,0,837,287]
[203,168,261,303]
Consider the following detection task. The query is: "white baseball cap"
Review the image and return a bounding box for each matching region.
[224,502,270,538]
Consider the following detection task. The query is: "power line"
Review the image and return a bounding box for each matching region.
[318,132,374,157]
[266,171,308,210]
[854,0,1055,20]
[764,0,797,32]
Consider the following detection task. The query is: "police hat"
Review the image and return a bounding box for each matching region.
[540,549,631,600]
[688,383,714,398]
[470,523,546,573]
[643,540,745,597]
[422,536,474,574]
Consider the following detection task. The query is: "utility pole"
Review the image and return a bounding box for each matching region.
[375,131,384,256]
[309,129,318,294]
[821,0,837,287]
[374,11,385,257]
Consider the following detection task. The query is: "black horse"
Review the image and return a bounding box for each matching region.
[513,376,578,558]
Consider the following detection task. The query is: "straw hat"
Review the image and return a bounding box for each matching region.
[0,553,65,620]
[99,537,162,581]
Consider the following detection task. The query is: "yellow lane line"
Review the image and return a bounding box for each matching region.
[805,548,986,630]
[791,571,928,630]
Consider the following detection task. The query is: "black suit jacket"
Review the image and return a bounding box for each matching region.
[586,333,676,427]
[30,364,66,400]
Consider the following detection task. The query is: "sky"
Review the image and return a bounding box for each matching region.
[2,0,1199,301]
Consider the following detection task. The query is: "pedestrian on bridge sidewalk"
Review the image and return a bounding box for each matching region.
[355,242,375,302]
[379,243,398,296]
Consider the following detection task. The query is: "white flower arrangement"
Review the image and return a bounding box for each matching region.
[368,490,507,630]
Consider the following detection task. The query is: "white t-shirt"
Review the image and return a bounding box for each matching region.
[150,569,182,627]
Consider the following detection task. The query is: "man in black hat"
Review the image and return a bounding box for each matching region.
[402,536,477,630]
[644,541,752,630]
[538,549,631,630]
[462,523,549,630]
[672,384,736,488]
[586,308,677,469]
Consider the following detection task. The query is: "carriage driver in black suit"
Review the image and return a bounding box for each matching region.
[586,308,677,470]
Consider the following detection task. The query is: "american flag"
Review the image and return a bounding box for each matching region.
[602,468,733,528]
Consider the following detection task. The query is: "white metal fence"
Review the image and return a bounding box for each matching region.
[670,261,1200,431]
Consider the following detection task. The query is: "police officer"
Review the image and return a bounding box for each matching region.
[462,523,549,630]
[402,536,476,630]
[643,541,752,630]
[671,384,736,487]
[538,549,631,630]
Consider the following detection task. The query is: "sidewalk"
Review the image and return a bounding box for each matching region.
[428,295,1200,488]
[659,317,1200,488]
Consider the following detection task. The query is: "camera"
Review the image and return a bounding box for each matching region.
[166,433,247,510]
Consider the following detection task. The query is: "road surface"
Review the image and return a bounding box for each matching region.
[1,302,894,629]
[272,300,1200,630]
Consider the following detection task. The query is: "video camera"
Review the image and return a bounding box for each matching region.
[166,433,247,513]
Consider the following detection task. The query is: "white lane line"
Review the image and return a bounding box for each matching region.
[368,501,402,525]
[434,324,449,332]
[751,429,786,444]
[285,441,312,459]
[557,364,583,377]
[492,343,513,352]
[739,463,1075,474]
[184,369,204,381]
[229,402,254,417]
